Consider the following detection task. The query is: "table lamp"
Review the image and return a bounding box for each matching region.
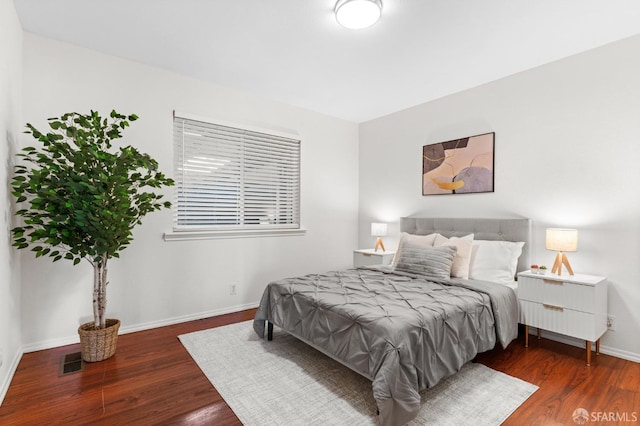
[546,228,578,276]
[371,222,387,252]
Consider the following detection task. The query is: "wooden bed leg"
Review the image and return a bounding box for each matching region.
[267,322,273,341]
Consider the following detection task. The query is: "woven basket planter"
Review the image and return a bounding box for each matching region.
[78,319,121,362]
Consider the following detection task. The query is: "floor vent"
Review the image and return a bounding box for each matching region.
[59,352,85,376]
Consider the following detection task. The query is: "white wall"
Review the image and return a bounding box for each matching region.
[359,35,640,360]
[12,15,640,372]
[0,0,23,404]
[20,34,359,349]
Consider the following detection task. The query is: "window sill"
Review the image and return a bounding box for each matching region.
[163,228,307,241]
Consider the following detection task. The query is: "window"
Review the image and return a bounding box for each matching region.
[170,113,301,238]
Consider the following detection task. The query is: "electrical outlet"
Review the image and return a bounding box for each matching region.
[230,284,237,296]
[606,315,616,331]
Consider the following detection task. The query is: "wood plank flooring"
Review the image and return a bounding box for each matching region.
[1,309,638,425]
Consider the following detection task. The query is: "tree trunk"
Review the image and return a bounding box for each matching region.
[92,255,109,329]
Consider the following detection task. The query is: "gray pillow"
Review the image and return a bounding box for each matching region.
[394,245,457,280]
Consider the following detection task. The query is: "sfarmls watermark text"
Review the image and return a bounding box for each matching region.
[573,408,638,424]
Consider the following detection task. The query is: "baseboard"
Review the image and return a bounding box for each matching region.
[529,328,640,363]
[21,302,259,353]
[118,302,259,335]
[0,346,23,406]
[20,309,638,362]
[599,345,640,363]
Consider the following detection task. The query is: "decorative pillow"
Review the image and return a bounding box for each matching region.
[469,240,525,284]
[433,233,474,279]
[394,245,457,280]
[392,232,437,266]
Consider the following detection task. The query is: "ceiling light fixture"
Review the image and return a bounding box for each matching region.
[335,0,382,30]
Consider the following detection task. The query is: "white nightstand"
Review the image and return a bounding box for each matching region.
[353,249,395,268]
[517,271,608,366]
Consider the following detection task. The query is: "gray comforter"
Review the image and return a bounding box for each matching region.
[253,267,519,426]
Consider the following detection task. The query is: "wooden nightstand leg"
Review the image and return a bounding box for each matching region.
[586,340,592,366]
[596,339,601,356]
[537,328,541,339]
[525,325,529,348]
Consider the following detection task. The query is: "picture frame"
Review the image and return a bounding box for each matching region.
[422,132,495,196]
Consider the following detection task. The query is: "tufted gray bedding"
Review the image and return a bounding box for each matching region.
[253,217,529,425]
[253,267,519,426]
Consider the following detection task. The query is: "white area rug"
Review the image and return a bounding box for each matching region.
[179,321,537,425]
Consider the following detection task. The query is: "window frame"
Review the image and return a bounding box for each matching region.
[164,112,305,241]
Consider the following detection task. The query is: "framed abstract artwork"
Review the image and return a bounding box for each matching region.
[422,132,494,195]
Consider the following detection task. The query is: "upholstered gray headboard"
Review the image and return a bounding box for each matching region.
[400,217,532,273]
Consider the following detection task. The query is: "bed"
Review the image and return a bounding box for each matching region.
[253,217,530,426]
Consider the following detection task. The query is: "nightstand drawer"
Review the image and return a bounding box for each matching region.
[518,275,598,313]
[517,271,608,365]
[519,300,607,341]
[353,249,395,268]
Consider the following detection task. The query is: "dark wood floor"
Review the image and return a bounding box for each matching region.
[1,309,638,425]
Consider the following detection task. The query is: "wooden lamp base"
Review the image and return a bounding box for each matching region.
[551,251,574,276]
[374,237,386,252]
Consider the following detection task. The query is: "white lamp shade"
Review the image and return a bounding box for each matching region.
[335,0,382,30]
[371,222,387,237]
[546,228,578,252]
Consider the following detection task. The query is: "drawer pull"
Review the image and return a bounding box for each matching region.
[362,253,372,257]
[543,279,563,285]
[543,303,564,311]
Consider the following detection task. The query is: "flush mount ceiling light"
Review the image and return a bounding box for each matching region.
[335,0,382,30]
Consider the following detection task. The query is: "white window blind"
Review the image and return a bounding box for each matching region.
[173,114,300,232]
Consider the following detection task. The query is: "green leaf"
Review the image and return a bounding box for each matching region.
[10,109,173,269]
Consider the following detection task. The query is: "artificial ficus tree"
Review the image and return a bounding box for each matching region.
[11,110,174,329]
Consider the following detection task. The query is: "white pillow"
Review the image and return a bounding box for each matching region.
[469,240,525,284]
[433,234,474,279]
[392,232,437,266]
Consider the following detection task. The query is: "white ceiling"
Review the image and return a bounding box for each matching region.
[14,0,640,123]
